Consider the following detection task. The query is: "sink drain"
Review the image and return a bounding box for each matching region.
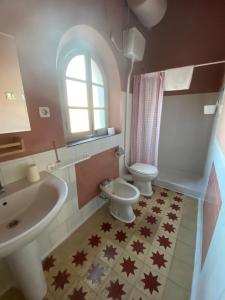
[7,220,19,228]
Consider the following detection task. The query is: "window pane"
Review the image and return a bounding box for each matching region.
[66,55,86,80]
[91,59,103,85]
[92,85,105,108]
[94,109,105,130]
[69,109,90,133]
[66,80,88,107]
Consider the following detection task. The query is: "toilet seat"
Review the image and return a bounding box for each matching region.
[129,163,158,176]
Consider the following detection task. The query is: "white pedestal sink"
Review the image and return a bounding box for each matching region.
[0,172,68,300]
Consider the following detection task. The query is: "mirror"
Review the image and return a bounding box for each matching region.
[0,33,31,134]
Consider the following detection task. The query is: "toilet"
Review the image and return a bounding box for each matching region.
[128,163,158,197]
[100,177,140,223]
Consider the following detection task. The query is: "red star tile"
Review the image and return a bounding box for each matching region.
[152,206,162,214]
[133,208,142,217]
[103,245,118,261]
[139,226,152,238]
[156,198,165,205]
[87,263,105,284]
[125,222,135,229]
[141,272,161,294]
[150,251,167,269]
[120,257,137,277]
[106,279,126,300]
[52,270,70,290]
[68,287,87,300]
[163,222,175,234]
[139,200,147,208]
[160,192,168,197]
[115,230,127,243]
[146,215,157,225]
[170,203,180,211]
[101,222,112,232]
[43,255,56,272]
[88,234,101,248]
[157,235,172,250]
[131,240,146,254]
[173,196,183,203]
[72,250,88,266]
[167,212,178,221]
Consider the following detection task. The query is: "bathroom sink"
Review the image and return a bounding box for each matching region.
[0,171,68,300]
[0,171,67,258]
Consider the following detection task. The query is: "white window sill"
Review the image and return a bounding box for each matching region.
[66,132,121,147]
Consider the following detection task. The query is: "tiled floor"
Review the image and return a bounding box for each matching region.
[1,186,197,300]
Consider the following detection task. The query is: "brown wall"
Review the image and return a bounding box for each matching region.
[165,64,225,96]
[135,0,225,94]
[142,0,225,73]
[75,148,119,208]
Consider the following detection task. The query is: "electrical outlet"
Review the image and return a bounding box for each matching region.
[5,91,16,100]
[39,107,50,118]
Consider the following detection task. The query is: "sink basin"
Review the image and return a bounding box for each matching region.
[0,171,67,258]
[0,171,68,300]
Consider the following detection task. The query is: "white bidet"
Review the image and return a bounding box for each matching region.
[100,177,140,223]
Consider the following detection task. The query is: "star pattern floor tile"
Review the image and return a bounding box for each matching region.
[0,186,197,300]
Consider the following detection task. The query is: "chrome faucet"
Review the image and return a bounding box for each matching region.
[0,180,5,194]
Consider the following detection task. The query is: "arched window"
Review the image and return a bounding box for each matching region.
[63,51,107,140]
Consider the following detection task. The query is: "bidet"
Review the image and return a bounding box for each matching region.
[100,177,140,223]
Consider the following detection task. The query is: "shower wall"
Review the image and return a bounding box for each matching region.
[158,92,218,175]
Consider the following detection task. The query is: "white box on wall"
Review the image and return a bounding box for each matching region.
[204,105,216,115]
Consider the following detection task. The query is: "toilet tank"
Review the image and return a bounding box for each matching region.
[123,27,146,62]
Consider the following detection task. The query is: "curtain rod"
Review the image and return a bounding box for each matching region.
[195,60,225,68]
[162,59,225,72]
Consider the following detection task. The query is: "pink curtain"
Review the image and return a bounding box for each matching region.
[130,72,165,166]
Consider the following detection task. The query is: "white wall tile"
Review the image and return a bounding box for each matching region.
[49,222,68,246]
[0,156,34,185]
[33,150,56,172]
[56,201,74,224]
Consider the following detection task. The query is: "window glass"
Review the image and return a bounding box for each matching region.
[64,53,107,139]
[69,109,90,133]
[66,80,88,107]
[66,55,86,80]
[92,85,105,108]
[91,59,104,85]
[94,109,105,130]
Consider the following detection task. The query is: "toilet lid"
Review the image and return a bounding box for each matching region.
[129,163,158,175]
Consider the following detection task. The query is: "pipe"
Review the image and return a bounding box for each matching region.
[124,58,135,169]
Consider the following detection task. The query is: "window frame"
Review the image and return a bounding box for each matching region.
[61,49,108,142]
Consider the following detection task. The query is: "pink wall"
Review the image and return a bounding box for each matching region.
[0,0,145,162]
[75,148,119,209]
[202,164,222,267]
